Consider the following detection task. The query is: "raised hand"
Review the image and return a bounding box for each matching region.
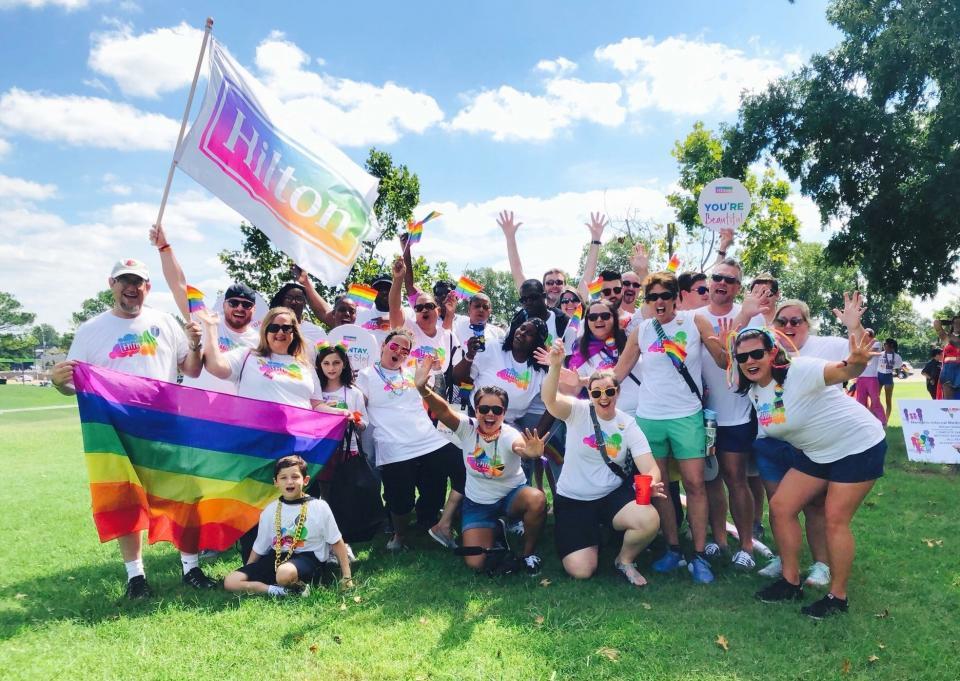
[194,307,220,327]
[184,320,203,347]
[497,210,522,238]
[740,284,770,318]
[847,330,881,365]
[629,242,649,274]
[150,224,168,249]
[413,355,436,390]
[293,265,311,288]
[708,316,739,346]
[546,339,565,367]
[532,346,551,366]
[391,256,405,280]
[833,291,865,329]
[586,212,608,241]
[558,367,581,390]
[444,291,458,318]
[521,428,547,457]
[719,227,734,253]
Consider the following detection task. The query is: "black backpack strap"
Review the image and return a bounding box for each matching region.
[589,405,630,482]
[651,319,703,404]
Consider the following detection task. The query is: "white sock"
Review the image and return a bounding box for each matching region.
[180,552,199,574]
[124,559,145,580]
[267,585,289,597]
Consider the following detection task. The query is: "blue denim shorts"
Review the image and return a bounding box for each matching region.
[752,437,803,483]
[877,372,894,387]
[792,440,887,483]
[461,484,526,531]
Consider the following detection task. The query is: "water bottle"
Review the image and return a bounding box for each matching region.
[703,408,717,458]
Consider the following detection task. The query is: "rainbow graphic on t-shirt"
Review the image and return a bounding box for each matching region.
[496,367,531,390]
[257,360,303,381]
[582,432,622,458]
[272,522,308,552]
[218,335,237,353]
[647,330,687,370]
[409,345,447,364]
[108,328,160,359]
[756,402,786,427]
[467,445,504,478]
[361,317,391,332]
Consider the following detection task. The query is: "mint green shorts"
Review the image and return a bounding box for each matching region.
[635,412,706,460]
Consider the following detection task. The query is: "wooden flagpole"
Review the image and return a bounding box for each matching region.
[153,17,214,230]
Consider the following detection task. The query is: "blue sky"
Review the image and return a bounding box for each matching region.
[1,0,952,329]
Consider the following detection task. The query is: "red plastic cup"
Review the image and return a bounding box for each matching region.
[634,474,652,505]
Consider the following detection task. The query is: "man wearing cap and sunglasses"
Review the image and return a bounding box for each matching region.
[52,256,214,598]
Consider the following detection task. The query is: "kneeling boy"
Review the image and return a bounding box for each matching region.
[225,455,352,597]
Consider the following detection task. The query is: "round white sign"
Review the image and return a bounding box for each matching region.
[697,177,751,232]
[326,324,379,376]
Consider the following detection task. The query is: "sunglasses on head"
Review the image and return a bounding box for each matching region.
[589,387,618,399]
[587,312,613,322]
[645,291,676,302]
[736,348,768,363]
[477,404,505,416]
[520,293,544,304]
[774,316,806,327]
[602,286,622,296]
[414,302,437,312]
[387,341,411,356]
[711,274,740,285]
[266,323,294,334]
[559,297,580,306]
[226,299,254,310]
[622,281,642,289]
[544,279,565,287]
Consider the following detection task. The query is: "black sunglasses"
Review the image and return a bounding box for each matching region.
[693,285,709,295]
[736,348,767,363]
[414,303,437,312]
[711,274,741,285]
[226,299,254,310]
[477,404,505,415]
[587,312,613,322]
[559,297,580,305]
[266,323,295,334]
[602,286,622,296]
[544,279,565,287]
[773,316,805,328]
[589,387,618,398]
[645,291,676,302]
[622,281,642,289]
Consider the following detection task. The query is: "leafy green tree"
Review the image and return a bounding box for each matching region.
[219,148,422,305]
[869,295,934,361]
[29,324,62,349]
[462,267,520,327]
[0,291,35,333]
[724,0,960,297]
[775,241,860,336]
[71,290,114,328]
[668,122,800,273]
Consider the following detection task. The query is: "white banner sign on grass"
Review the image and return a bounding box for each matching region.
[898,399,960,464]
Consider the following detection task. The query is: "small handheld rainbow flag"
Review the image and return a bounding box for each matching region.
[587,278,603,299]
[667,254,681,273]
[406,210,442,245]
[345,283,378,309]
[186,285,205,314]
[569,304,583,333]
[453,276,483,300]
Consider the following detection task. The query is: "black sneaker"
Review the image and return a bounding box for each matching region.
[182,567,218,589]
[523,554,542,576]
[755,578,804,603]
[125,575,152,599]
[801,593,848,620]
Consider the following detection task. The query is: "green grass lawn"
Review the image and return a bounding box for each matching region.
[0,395,957,680]
[0,384,76,411]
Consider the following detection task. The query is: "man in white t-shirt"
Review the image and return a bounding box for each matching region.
[452,293,505,350]
[52,258,213,599]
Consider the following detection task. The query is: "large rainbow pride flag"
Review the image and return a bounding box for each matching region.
[73,362,347,553]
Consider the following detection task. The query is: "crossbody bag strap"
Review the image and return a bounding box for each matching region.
[651,319,703,404]
[237,350,252,384]
[589,404,630,481]
[600,347,641,387]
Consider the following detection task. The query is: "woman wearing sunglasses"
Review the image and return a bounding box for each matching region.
[568,300,642,414]
[356,329,463,551]
[557,287,584,336]
[614,272,731,584]
[733,328,883,619]
[414,356,548,574]
[538,340,663,586]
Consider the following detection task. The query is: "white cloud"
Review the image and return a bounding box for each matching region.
[89,22,205,98]
[0,88,178,150]
[0,173,57,200]
[106,189,243,243]
[535,57,577,75]
[254,33,444,146]
[0,0,88,9]
[0,137,10,158]
[595,36,800,115]
[101,173,131,196]
[449,78,625,142]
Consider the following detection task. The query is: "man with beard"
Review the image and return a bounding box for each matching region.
[151,225,259,394]
[52,258,212,598]
[620,271,643,318]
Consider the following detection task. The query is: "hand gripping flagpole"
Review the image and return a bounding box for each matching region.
[154,17,214,230]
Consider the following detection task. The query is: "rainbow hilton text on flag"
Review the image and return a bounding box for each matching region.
[72,363,347,553]
[176,40,380,285]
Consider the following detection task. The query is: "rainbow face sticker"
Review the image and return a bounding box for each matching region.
[273,522,308,552]
[582,432,622,458]
[756,402,786,427]
[218,335,237,353]
[108,327,160,360]
[496,367,531,390]
[257,360,304,381]
[467,445,504,478]
[647,330,687,370]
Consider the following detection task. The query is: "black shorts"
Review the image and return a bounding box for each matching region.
[379,446,450,520]
[791,440,887,483]
[553,480,635,559]
[716,419,758,454]
[237,550,323,585]
[443,441,466,495]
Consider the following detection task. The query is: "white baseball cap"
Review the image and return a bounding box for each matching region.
[110,258,150,281]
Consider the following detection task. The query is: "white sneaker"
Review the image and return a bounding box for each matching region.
[731,550,756,571]
[753,539,775,560]
[704,542,723,558]
[507,520,525,536]
[758,555,783,578]
[386,537,407,552]
[804,561,831,587]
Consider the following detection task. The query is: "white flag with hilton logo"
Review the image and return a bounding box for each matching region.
[176,39,380,284]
